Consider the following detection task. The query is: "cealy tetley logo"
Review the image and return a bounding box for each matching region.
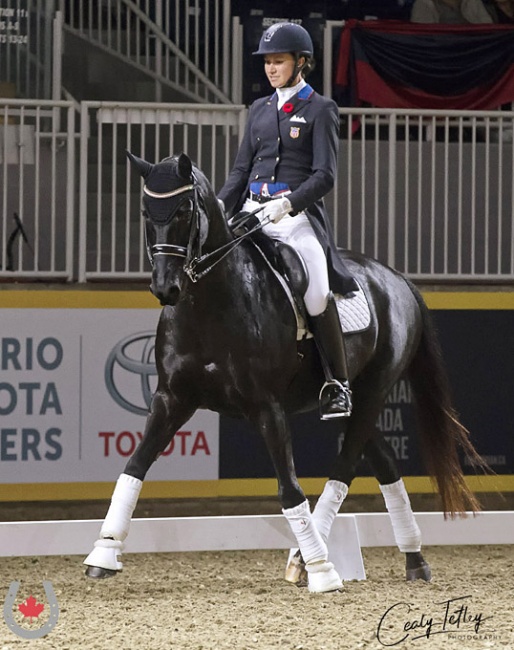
[104,332,157,416]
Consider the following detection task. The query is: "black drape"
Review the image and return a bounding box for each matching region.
[336,20,514,109]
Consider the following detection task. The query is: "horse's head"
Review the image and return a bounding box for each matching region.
[128,151,220,306]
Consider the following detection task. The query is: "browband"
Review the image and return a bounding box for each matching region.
[143,183,194,199]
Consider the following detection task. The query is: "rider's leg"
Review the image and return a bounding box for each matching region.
[270,216,352,419]
[309,293,352,418]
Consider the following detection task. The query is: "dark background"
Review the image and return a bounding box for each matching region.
[235,0,415,105]
[219,309,514,478]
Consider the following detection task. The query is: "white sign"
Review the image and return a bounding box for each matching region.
[0,309,219,484]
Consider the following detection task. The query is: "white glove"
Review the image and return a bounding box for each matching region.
[259,197,292,224]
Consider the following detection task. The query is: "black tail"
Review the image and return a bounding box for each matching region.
[405,280,489,516]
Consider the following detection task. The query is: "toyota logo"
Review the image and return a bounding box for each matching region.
[104,332,157,416]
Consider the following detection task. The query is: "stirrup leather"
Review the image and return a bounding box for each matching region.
[319,379,352,420]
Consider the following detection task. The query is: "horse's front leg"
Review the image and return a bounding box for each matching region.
[84,390,195,578]
[256,402,343,593]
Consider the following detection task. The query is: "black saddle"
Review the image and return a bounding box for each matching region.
[253,232,309,321]
[272,240,309,298]
[230,212,308,319]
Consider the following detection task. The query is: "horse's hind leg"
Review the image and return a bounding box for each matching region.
[364,434,431,581]
[84,392,194,578]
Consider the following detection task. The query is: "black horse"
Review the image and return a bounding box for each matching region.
[84,153,485,591]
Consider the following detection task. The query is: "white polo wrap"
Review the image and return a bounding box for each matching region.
[282,499,328,565]
[380,478,422,552]
[312,480,349,543]
[100,473,143,542]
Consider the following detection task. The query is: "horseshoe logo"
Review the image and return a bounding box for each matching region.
[3,580,59,639]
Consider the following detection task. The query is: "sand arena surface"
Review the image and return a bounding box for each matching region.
[0,546,513,650]
[0,496,512,650]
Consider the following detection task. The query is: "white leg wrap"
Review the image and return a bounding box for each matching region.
[312,480,349,543]
[99,473,143,542]
[282,500,327,565]
[380,479,422,553]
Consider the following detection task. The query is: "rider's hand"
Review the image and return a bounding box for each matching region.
[260,197,292,224]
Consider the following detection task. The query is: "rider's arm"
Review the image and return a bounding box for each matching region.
[287,98,339,215]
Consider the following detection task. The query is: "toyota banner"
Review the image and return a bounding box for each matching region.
[1,291,513,499]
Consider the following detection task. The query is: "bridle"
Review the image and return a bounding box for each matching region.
[144,180,195,263]
[144,174,264,283]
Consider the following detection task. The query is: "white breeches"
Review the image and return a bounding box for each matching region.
[243,198,330,316]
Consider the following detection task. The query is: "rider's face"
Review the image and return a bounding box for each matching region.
[264,53,303,88]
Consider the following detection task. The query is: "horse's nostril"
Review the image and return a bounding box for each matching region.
[151,282,180,306]
[167,287,180,305]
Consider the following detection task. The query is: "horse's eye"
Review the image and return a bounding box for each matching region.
[177,198,193,215]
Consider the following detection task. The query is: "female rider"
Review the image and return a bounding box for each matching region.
[218,21,357,420]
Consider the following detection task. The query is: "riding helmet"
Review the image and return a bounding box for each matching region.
[253,22,314,57]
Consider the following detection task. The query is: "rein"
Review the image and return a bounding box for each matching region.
[145,178,265,283]
[183,206,265,282]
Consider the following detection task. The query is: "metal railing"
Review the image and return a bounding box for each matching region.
[59,0,236,104]
[1,100,513,284]
[331,108,514,280]
[0,99,75,280]
[77,101,246,281]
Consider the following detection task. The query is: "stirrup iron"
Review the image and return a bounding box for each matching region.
[319,379,352,420]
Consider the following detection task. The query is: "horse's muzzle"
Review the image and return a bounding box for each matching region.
[151,281,181,306]
[150,260,182,306]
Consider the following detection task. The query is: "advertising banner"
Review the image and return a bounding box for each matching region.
[1,291,513,499]
[0,309,219,485]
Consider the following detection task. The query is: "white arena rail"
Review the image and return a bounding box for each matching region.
[2,99,514,283]
[0,99,76,280]
[0,512,512,582]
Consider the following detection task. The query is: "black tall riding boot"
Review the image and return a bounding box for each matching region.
[310,294,352,420]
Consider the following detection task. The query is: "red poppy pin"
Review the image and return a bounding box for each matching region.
[282,103,294,113]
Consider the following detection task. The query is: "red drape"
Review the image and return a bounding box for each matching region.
[335,20,514,110]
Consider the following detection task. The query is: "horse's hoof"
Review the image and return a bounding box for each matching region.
[406,562,432,582]
[85,565,118,579]
[306,561,343,593]
[285,549,308,587]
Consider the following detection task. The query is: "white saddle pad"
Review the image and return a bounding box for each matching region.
[252,241,371,339]
[335,287,371,334]
[295,285,371,340]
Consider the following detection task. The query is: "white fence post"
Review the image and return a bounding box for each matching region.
[387,112,397,270]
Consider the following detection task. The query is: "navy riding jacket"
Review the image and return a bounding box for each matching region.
[218,84,357,295]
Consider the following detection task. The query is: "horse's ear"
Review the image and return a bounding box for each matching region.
[177,153,193,180]
[126,151,154,179]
